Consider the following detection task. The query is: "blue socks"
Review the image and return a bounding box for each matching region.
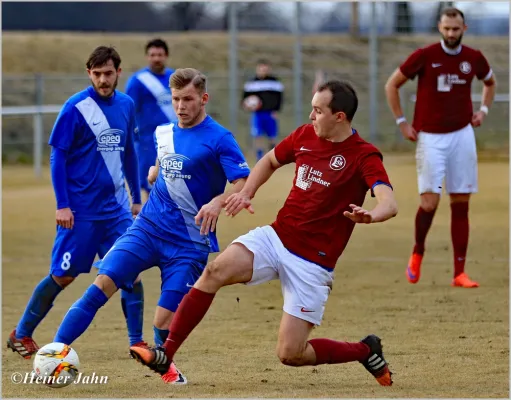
[153,326,169,347]
[121,281,145,346]
[256,149,264,161]
[54,284,108,345]
[16,275,63,338]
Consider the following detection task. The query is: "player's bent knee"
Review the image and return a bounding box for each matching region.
[420,193,440,212]
[276,345,307,367]
[93,274,119,299]
[51,275,75,289]
[449,193,470,203]
[153,306,174,329]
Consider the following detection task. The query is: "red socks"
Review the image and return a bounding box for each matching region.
[451,202,469,277]
[308,338,370,365]
[413,207,436,255]
[163,288,215,360]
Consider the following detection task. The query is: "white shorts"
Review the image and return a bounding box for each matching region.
[416,123,478,195]
[232,225,334,326]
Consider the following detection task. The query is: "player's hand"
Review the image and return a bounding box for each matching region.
[131,203,142,218]
[147,166,158,185]
[224,192,255,218]
[56,207,74,229]
[195,198,223,235]
[399,122,418,142]
[343,204,373,224]
[471,111,486,128]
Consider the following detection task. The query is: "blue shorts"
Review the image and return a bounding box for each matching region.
[97,224,208,311]
[135,135,157,192]
[251,111,278,138]
[50,213,133,278]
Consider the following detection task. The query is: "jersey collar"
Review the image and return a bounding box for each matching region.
[87,86,116,105]
[440,40,462,55]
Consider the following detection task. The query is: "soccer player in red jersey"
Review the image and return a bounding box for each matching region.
[384,7,496,288]
[129,80,398,386]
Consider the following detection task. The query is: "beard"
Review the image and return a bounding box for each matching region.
[442,33,463,49]
[92,76,118,98]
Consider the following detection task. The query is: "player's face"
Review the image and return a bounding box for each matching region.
[310,90,345,139]
[172,83,209,128]
[256,63,270,78]
[147,46,168,73]
[438,15,466,48]
[87,60,120,98]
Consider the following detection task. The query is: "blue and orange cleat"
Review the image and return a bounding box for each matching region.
[406,253,423,284]
[451,272,479,288]
[360,335,393,386]
[130,345,187,384]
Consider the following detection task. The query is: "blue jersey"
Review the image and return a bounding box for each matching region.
[48,86,141,220]
[135,116,250,253]
[125,67,176,137]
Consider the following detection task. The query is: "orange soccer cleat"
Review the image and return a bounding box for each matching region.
[406,253,423,284]
[451,272,479,288]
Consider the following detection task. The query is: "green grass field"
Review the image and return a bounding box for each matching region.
[2,156,509,398]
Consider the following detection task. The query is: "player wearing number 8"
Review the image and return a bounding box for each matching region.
[384,7,497,288]
[7,46,145,359]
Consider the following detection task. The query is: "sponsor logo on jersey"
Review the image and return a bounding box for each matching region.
[97,129,124,152]
[160,153,192,180]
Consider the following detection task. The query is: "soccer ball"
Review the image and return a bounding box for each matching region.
[33,343,80,388]
[243,95,262,111]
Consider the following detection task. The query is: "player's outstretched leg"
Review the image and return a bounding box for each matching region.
[53,279,114,345]
[130,243,254,383]
[450,199,479,288]
[7,274,66,359]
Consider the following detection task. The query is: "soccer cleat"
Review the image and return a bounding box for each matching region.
[360,334,393,386]
[406,253,423,284]
[451,272,479,288]
[129,345,187,384]
[129,341,150,358]
[6,330,40,359]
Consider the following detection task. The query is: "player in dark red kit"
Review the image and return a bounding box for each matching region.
[384,7,496,288]
[130,80,398,386]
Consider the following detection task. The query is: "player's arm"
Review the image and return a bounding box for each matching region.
[148,157,159,185]
[368,184,398,223]
[385,49,424,142]
[472,54,497,127]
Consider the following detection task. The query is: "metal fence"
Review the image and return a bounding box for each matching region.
[2,2,509,175]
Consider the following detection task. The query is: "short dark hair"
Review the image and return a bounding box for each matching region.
[257,59,270,66]
[170,68,207,94]
[86,46,121,70]
[439,7,465,23]
[146,38,169,55]
[317,80,358,121]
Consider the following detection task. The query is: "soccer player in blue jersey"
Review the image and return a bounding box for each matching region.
[125,38,176,196]
[7,46,145,359]
[52,68,250,383]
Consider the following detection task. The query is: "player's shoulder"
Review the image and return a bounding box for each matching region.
[351,132,384,160]
[113,91,136,109]
[203,116,233,138]
[155,121,176,135]
[290,123,315,138]
[461,44,485,57]
[165,67,175,76]
[64,88,92,107]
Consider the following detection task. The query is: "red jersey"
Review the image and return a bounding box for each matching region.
[271,124,392,270]
[399,41,492,134]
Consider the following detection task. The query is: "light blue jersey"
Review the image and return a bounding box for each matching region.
[48,86,140,220]
[135,115,250,253]
[125,67,176,137]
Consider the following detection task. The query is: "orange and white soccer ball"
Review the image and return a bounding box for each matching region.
[243,95,262,111]
[33,342,80,388]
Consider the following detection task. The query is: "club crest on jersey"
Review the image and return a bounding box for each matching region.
[160,153,192,180]
[459,61,471,74]
[96,129,124,152]
[329,155,346,171]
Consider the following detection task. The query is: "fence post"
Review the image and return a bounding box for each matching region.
[368,2,378,143]
[34,74,44,178]
[293,1,303,128]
